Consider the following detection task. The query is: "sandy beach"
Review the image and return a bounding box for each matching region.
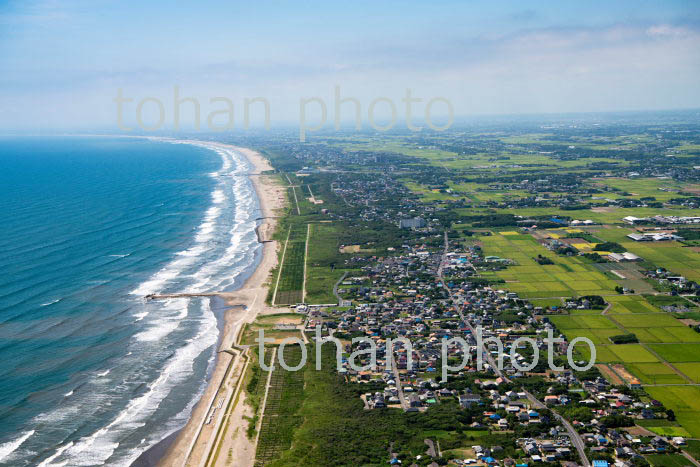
[155,143,287,467]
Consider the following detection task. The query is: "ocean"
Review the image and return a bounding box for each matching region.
[0,137,262,466]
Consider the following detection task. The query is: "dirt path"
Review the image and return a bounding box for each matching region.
[302,224,310,303]
[271,227,291,306]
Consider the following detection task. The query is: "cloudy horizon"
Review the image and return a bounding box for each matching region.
[1,0,700,131]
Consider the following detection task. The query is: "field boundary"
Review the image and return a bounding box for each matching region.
[271,226,291,306]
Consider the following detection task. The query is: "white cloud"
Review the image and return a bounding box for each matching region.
[646,24,693,38]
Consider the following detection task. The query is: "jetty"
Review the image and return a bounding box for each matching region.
[145,292,220,300]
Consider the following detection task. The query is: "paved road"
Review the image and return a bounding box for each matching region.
[438,231,590,467]
[332,271,348,305]
[682,450,700,467]
[390,352,409,411]
[523,392,589,467]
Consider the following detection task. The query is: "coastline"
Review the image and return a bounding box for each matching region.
[152,143,286,467]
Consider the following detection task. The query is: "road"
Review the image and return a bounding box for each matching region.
[390,352,409,411]
[332,271,348,305]
[523,392,589,467]
[302,223,310,303]
[682,450,700,467]
[437,231,590,467]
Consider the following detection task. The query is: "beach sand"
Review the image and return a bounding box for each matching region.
[155,144,287,467]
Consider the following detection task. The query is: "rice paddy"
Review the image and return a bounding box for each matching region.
[479,232,619,298]
[626,363,686,385]
[646,386,700,437]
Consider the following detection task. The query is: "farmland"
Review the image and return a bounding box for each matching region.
[474,226,700,440]
[626,363,686,385]
[646,387,700,437]
[594,228,700,282]
[605,295,661,313]
[304,223,352,304]
[479,232,619,299]
[645,454,694,467]
[550,301,700,435]
[273,225,307,305]
[648,344,700,363]
[254,345,306,466]
[462,213,700,440]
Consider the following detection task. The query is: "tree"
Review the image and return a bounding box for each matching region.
[594,242,626,253]
[630,455,650,466]
[666,409,676,421]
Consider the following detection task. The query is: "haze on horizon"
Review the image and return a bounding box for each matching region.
[1,0,700,131]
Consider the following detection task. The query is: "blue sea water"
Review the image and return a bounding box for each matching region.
[0,137,262,466]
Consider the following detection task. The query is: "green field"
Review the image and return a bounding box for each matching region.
[479,232,619,298]
[675,363,700,383]
[645,454,694,467]
[465,206,700,226]
[611,313,684,328]
[605,295,661,314]
[471,205,700,439]
[593,228,700,282]
[555,328,621,344]
[592,177,699,202]
[646,386,700,437]
[304,223,351,304]
[627,363,687,384]
[608,344,659,363]
[621,242,700,283]
[550,315,619,330]
[684,441,700,464]
[630,326,700,344]
[255,346,306,466]
[648,344,700,363]
[608,313,700,346]
[274,225,307,305]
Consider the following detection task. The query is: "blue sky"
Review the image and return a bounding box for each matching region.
[1,0,699,130]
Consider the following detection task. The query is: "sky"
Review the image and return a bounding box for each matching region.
[1,0,699,131]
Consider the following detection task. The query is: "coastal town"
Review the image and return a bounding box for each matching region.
[167,118,700,467]
[5,1,700,466]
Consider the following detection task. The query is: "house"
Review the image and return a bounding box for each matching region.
[651,436,668,451]
[408,394,421,408]
[672,437,686,446]
[459,394,481,408]
[608,252,641,262]
[544,395,559,405]
[524,442,538,455]
[539,442,556,453]
[627,232,684,242]
[399,217,426,229]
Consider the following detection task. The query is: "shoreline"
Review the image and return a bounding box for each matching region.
[150,142,286,467]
